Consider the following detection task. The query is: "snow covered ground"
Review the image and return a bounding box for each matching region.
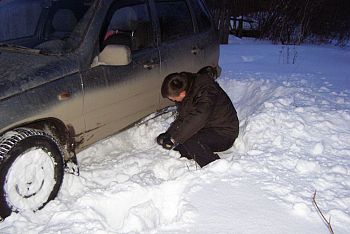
[1,37,350,233]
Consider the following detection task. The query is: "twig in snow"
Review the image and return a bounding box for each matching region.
[186,163,190,171]
[185,160,198,171]
[312,191,335,234]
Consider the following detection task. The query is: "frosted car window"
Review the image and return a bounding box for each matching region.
[0,0,42,41]
[155,0,194,42]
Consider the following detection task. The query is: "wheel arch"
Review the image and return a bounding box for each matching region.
[1,118,75,161]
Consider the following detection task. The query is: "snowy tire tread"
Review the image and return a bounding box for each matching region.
[0,128,62,163]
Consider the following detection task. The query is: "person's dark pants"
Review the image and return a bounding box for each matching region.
[174,129,236,167]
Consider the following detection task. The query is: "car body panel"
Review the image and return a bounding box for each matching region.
[0,50,84,135]
[0,0,220,157]
[81,47,161,149]
[0,50,78,100]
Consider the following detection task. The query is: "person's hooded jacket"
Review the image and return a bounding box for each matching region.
[166,73,239,144]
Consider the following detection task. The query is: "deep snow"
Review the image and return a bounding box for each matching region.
[1,37,349,233]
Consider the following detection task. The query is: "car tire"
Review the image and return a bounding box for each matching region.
[0,128,64,220]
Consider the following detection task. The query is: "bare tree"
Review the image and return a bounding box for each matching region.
[205,0,350,45]
[258,0,350,45]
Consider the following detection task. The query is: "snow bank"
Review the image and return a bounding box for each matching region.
[219,76,350,227]
[1,38,349,233]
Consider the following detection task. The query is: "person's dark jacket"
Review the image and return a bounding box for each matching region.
[166,73,239,144]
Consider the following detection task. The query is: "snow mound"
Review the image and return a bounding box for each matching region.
[1,39,350,234]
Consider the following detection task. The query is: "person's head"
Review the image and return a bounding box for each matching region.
[161,72,191,102]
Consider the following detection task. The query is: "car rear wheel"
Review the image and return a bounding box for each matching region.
[0,128,64,220]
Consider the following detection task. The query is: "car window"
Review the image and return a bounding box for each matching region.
[155,0,194,42]
[0,0,43,41]
[189,0,212,33]
[102,0,153,51]
[0,0,93,54]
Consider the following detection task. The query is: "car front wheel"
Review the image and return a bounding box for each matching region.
[0,128,64,220]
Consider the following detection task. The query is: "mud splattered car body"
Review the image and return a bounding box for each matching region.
[0,0,220,219]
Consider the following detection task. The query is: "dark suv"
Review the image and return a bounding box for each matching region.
[0,0,220,219]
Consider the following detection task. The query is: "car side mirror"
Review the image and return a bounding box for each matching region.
[95,44,131,66]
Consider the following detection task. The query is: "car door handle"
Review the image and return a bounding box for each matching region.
[143,63,155,70]
[191,47,201,55]
[57,91,71,101]
[143,60,158,70]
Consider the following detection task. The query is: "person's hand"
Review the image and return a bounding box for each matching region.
[156,132,170,145]
[156,132,175,150]
[162,137,175,150]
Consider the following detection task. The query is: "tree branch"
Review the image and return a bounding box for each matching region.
[312,191,335,234]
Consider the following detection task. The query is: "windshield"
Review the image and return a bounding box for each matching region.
[0,0,95,54]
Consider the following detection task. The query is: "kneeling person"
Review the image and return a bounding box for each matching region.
[157,71,239,167]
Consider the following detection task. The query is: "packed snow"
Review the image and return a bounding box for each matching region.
[1,37,349,233]
[5,148,56,211]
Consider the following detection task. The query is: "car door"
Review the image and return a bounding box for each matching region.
[151,0,199,107]
[188,0,220,71]
[81,0,160,147]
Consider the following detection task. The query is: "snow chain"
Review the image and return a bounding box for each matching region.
[0,128,62,163]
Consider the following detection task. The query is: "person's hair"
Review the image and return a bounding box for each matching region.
[161,72,191,98]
